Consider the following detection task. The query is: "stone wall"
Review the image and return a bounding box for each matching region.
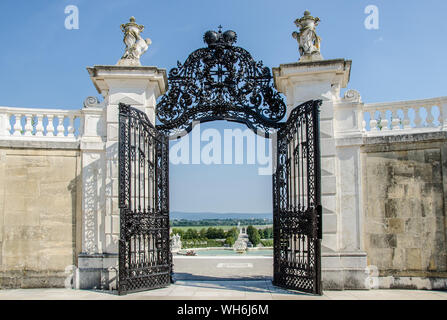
[0,147,81,288]
[362,132,447,289]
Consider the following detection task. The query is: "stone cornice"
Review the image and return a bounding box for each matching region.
[273,59,352,93]
[87,65,168,97]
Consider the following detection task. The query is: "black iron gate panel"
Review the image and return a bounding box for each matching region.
[273,100,322,295]
[118,103,170,295]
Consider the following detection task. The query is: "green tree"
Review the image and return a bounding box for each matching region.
[260,239,273,247]
[206,227,226,239]
[171,228,185,239]
[206,227,217,239]
[199,228,207,239]
[225,227,238,239]
[184,228,199,240]
[225,236,235,246]
[259,227,273,239]
[247,225,261,246]
[215,228,225,239]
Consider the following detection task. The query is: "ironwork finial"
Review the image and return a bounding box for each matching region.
[203,27,237,47]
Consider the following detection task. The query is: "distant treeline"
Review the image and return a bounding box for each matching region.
[171,218,273,227]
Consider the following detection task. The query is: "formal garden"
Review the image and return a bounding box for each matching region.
[171,226,274,249]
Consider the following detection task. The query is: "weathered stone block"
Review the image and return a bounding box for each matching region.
[405,248,422,270]
[386,183,405,199]
[3,195,26,212]
[391,248,405,270]
[4,208,39,227]
[367,248,394,269]
[321,157,335,176]
[365,219,387,234]
[404,182,421,198]
[396,234,422,249]
[3,226,42,241]
[319,120,333,139]
[384,199,399,218]
[321,195,336,215]
[320,139,336,157]
[404,217,422,234]
[393,164,414,178]
[107,123,119,142]
[387,218,404,234]
[322,213,337,234]
[322,234,337,252]
[321,176,336,195]
[105,234,119,253]
[364,145,447,279]
[5,181,32,195]
[0,149,79,288]
[367,199,385,218]
[370,234,397,248]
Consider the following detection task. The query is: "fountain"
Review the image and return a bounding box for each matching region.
[233,222,248,253]
[233,238,248,253]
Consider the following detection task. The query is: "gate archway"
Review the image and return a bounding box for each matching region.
[117,28,323,295]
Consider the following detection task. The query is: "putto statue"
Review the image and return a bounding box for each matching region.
[292,11,323,62]
[117,17,152,66]
[171,234,182,253]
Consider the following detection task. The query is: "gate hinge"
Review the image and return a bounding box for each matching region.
[316,205,323,240]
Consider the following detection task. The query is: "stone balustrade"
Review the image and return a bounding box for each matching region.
[0,107,84,139]
[362,96,447,135]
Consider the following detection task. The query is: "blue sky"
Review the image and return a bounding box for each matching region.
[1,1,446,214]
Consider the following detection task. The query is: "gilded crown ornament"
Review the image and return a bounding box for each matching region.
[292,11,323,62]
[117,16,152,66]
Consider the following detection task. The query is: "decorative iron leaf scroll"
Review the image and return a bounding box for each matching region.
[156,28,286,136]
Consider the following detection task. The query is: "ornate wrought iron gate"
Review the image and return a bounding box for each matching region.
[118,103,171,295]
[117,27,323,295]
[273,100,323,295]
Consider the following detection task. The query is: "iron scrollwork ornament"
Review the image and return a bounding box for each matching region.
[156,27,286,136]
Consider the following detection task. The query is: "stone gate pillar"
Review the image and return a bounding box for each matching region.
[273,59,368,289]
[76,65,167,290]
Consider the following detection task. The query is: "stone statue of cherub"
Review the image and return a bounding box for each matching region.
[117,17,152,66]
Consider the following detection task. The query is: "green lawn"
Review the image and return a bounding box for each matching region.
[171,225,272,232]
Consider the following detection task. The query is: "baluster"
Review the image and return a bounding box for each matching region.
[432,106,441,127]
[67,115,75,137]
[362,118,367,132]
[24,114,33,136]
[413,107,422,128]
[369,112,378,132]
[35,114,44,136]
[5,113,12,136]
[13,114,23,136]
[392,110,401,130]
[401,108,411,130]
[425,106,434,127]
[56,115,65,137]
[379,111,388,131]
[441,102,447,130]
[47,114,55,136]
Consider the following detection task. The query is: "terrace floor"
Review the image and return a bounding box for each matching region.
[0,280,446,300]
